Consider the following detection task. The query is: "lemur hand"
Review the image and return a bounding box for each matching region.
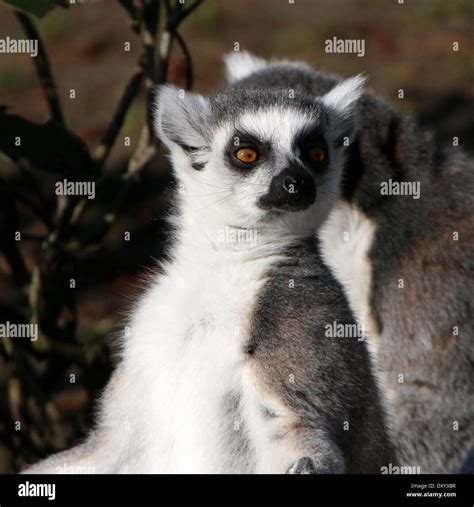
[286,457,317,474]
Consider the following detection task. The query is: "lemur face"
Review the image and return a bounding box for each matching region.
[155,76,364,232]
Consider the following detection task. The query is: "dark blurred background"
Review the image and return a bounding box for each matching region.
[0,0,473,473]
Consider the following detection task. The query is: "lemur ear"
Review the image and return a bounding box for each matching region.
[223,51,268,83]
[154,85,210,151]
[322,74,366,146]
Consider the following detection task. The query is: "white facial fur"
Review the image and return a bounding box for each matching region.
[176,107,328,234]
[156,76,365,242]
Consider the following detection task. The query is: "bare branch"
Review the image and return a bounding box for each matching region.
[159,0,203,86]
[179,0,204,22]
[140,0,161,136]
[168,0,204,29]
[141,0,161,85]
[15,12,65,126]
[157,28,174,85]
[94,66,146,167]
[173,30,193,90]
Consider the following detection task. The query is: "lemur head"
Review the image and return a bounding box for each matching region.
[154,53,365,235]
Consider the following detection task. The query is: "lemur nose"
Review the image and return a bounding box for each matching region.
[258,165,316,212]
[282,175,303,194]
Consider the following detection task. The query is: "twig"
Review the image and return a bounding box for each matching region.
[180,0,205,19]
[93,0,163,169]
[173,30,193,89]
[158,0,203,86]
[142,0,160,82]
[99,141,156,230]
[94,66,146,167]
[141,0,161,133]
[156,0,173,84]
[168,0,204,30]
[15,12,65,126]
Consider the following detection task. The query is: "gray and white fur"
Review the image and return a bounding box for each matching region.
[224,51,474,473]
[23,55,394,474]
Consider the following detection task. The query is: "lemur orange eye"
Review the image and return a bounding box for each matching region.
[235,148,258,164]
[308,147,326,162]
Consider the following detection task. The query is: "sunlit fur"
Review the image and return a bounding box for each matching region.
[23,56,380,474]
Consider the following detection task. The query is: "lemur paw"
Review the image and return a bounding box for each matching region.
[286,457,317,474]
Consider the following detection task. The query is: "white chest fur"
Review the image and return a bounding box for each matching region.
[114,239,288,473]
[319,201,379,353]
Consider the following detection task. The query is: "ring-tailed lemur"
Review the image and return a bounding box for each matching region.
[24,60,394,474]
[223,52,474,473]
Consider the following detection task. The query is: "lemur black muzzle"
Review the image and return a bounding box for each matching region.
[258,165,317,212]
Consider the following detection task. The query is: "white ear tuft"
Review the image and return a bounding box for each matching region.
[223,51,268,83]
[154,85,210,150]
[322,74,366,114]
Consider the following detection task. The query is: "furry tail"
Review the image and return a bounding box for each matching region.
[223,51,268,83]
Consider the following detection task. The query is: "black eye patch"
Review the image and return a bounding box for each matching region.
[230,129,262,148]
[225,129,272,172]
[294,124,329,170]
